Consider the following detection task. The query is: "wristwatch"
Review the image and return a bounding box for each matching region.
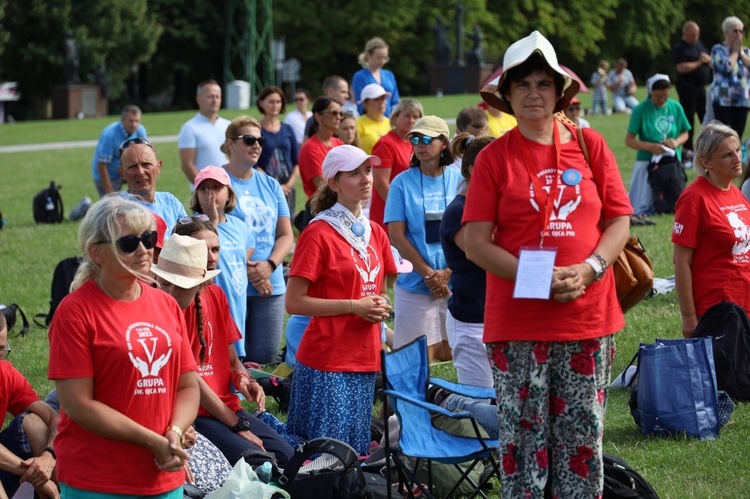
[231,417,251,433]
[584,254,607,282]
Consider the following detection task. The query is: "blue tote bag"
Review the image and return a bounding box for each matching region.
[637,337,720,440]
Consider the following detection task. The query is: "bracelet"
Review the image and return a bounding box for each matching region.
[589,253,607,270]
[266,259,277,272]
[44,446,56,459]
[166,425,186,446]
[232,370,252,389]
[348,299,353,314]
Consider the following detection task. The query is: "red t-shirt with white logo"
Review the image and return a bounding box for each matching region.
[463,126,631,342]
[370,130,413,231]
[299,135,344,199]
[184,284,242,417]
[292,221,397,371]
[672,176,750,316]
[0,361,40,420]
[48,280,196,495]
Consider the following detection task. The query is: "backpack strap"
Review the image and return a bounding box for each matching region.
[9,304,29,337]
[278,438,363,487]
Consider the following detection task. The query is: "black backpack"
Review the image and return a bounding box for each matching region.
[34,257,82,328]
[33,181,64,224]
[0,304,30,337]
[692,300,750,401]
[603,452,659,499]
[647,155,686,214]
[278,438,366,499]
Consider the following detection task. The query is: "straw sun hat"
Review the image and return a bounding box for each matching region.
[151,234,221,289]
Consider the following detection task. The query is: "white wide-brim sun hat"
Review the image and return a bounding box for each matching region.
[480,30,580,115]
[151,234,221,289]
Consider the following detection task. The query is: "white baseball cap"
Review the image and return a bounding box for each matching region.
[358,83,391,104]
[322,145,381,180]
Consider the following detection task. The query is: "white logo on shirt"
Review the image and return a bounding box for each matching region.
[352,245,381,294]
[728,211,750,256]
[529,168,581,237]
[227,255,247,295]
[238,195,274,235]
[673,221,684,235]
[126,322,173,396]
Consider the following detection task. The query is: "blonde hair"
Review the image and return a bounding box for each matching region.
[72,196,155,291]
[358,37,388,67]
[310,175,340,215]
[694,120,739,176]
[390,99,424,128]
[221,115,262,158]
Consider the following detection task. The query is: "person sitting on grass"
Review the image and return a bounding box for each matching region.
[0,313,60,499]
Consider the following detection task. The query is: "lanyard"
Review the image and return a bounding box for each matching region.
[515,124,562,248]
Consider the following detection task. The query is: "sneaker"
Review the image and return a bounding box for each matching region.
[610,366,637,388]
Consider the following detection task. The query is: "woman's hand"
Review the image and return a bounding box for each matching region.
[33,480,60,499]
[250,277,274,297]
[200,190,220,225]
[281,182,294,196]
[352,295,392,323]
[551,265,587,303]
[248,260,274,283]
[239,379,267,412]
[183,425,197,449]
[184,462,195,485]
[424,269,451,291]
[661,138,681,150]
[648,142,667,155]
[681,315,698,338]
[150,432,189,473]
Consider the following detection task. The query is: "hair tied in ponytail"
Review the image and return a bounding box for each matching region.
[466,135,475,147]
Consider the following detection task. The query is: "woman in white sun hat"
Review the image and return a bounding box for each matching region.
[285,145,396,455]
[464,31,631,497]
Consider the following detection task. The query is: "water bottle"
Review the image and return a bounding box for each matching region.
[256,461,272,483]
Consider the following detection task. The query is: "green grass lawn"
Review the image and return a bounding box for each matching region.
[2,93,750,498]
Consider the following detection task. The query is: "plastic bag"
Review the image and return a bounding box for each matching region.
[205,459,290,499]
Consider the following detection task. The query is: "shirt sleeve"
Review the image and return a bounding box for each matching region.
[95,128,114,164]
[581,128,634,219]
[48,308,95,380]
[383,174,407,224]
[672,188,701,248]
[372,136,395,169]
[626,104,643,135]
[352,70,367,116]
[178,122,197,149]
[712,44,733,75]
[2,363,41,416]
[290,226,323,282]
[288,125,300,165]
[463,144,502,224]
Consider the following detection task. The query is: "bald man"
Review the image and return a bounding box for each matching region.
[673,21,712,160]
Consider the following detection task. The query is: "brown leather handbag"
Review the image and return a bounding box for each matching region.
[573,121,655,313]
[613,235,655,313]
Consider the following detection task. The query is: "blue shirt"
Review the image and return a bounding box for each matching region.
[257,123,299,184]
[91,121,147,182]
[711,43,750,108]
[119,191,188,232]
[384,166,461,295]
[213,215,256,357]
[440,194,485,323]
[352,68,400,117]
[225,169,290,296]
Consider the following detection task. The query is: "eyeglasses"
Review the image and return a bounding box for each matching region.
[233,135,266,147]
[178,214,210,225]
[0,340,10,360]
[98,231,158,254]
[569,106,581,111]
[409,135,435,146]
[734,29,744,34]
[322,110,346,118]
[119,137,153,157]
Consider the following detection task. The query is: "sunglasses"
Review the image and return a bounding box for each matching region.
[98,231,158,254]
[322,110,346,118]
[409,135,435,146]
[178,214,210,225]
[233,135,266,147]
[0,340,10,360]
[119,137,153,157]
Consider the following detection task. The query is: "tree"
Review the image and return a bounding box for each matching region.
[1,0,160,116]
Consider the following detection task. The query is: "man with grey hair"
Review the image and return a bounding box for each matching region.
[673,20,712,162]
[90,105,147,197]
[178,79,231,186]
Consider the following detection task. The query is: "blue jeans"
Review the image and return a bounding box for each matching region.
[0,413,31,498]
[442,394,499,440]
[194,409,293,466]
[244,294,285,364]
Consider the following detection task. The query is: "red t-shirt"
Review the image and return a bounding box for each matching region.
[184,284,243,417]
[292,221,397,371]
[370,130,413,230]
[463,126,631,342]
[0,361,40,420]
[672,176,750,316]
[299,135,344,199]
[48,280,196,495]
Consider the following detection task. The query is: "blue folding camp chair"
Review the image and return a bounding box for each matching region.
[381,336,501,498]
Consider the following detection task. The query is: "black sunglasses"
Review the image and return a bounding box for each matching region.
[233,135,266,147]
[119,137,153,157]
[98,231,158,254]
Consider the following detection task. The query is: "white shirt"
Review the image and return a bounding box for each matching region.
[283,109,313,146]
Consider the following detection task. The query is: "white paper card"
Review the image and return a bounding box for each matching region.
[513,247,557,299]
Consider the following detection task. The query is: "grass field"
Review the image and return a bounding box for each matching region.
[2,92,750,497]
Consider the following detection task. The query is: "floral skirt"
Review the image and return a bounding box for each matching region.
[488,336,614,499]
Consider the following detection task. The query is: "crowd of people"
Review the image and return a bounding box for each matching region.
[4,17,750,499]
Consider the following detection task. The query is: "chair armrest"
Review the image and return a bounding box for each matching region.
[429,378,496,401]
[381,389,472,420]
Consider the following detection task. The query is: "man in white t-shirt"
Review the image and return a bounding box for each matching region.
[178,80,231,187]
[283,88,312,147]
